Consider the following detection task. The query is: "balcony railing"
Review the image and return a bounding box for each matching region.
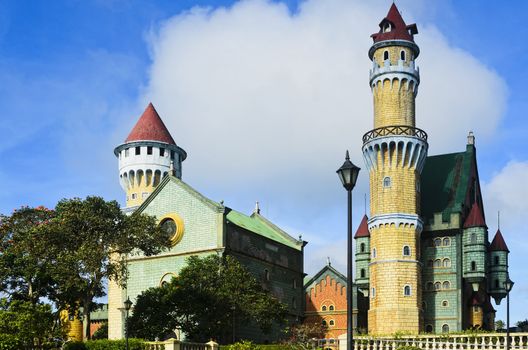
[362,125,428,144]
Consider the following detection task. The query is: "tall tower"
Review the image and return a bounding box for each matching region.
[361,4,428,334]
[114,103,187,209]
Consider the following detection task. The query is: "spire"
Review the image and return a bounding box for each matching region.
[463,202,487,228]
[254,201,260,215]
[327,257,331,266]
[125,103,176,145]
[371,3,418,43]
[354,215,370,238]
[490,229,510,252]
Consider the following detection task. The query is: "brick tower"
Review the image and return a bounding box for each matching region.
[361,4,428,334]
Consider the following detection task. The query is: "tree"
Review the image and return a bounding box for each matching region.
[284,321,327,349]
[0,206,57,304]
[128,255,287,343]
[517,319,528,331]
[495,320,505,331]
[49,196,171,340]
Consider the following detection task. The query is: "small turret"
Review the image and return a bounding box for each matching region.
[114,103,187,208]
[488,229,510,304]
[354,215,370,291]
[462,202,488,291]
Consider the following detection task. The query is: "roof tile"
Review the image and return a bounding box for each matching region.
[354,215,370,238]
[490,229,510,252]
[125,103,176,145]
[463,202,487,228]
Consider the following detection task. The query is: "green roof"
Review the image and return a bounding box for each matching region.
[226,209,302,250]
[421,145,474,223]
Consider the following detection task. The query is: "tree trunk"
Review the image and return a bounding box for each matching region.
[84,298,91,340]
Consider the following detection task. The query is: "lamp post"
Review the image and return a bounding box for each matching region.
[124,297,133,350]
[336,150,360,350]
[504,278,514,350]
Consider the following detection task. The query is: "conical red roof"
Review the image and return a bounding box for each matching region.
[490,229,510,252]
[463,202,487,228]
[125,103,176,145]
[371,3,418,43]
[354,215,370,238]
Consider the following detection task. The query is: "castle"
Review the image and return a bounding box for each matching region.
[305,4,511,337]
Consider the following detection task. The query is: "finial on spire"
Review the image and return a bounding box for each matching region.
[345,150,350,160]
[327,257,331,266]
[498,211,500,230]
[254,201,260,214]
[467,131,475,145]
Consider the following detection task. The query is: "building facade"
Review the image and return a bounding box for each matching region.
[108,103,305,342]
[355,4,511,335]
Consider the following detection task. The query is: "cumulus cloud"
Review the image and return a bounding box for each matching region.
[137,0,508,276]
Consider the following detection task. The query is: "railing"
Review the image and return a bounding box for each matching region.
[362,125,428,144]
[145,339,219,350]
[336,333,528,350]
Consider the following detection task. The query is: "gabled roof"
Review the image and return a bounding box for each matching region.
[125,103,176,145]
[463,202,487,228]
[303,263,347,289]
[490,229,510,252]
[371,3,418,43]
[354,215,370,238]
[226,209,303,251]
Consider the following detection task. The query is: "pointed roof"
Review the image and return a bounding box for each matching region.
[490,229,510,252]
[354,215,370,238]
[371,3,418,43]
[470,294,481,306]
[125,103,176,145]
[463,202,487,228]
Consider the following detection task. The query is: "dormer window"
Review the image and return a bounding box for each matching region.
[400,50,406,61]
[383,22,392,33]
[383,50,389,61]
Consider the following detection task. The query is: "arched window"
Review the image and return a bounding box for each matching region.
[371,287,376,298]
[471,261,476,271]
[264,269,270,281]
[360,242,365,253]
[443,237,450,246]
[383,176,391,187]
[442,324,449,333]
[322,320,327,326]
[383,50,389,61]
[372,248,377,258]
[495,256,500,265]
[329,320,335,326]
[434,282,441,290]
[383,23,391,33]
[404,285,411,296]
[495,279,499,288]
[322,305,327,311]
[329,305,334,311]
[443,281,450,289]
[400,50,405,61]
[434,259,441,268]
[427,282,434,291]
[425,325,433,333]
[403,246,411,256]
[434,238,442,247]
[443,258,451,268]
[360,269,366,278]
[471,232,477,244]
[442,300,449,307]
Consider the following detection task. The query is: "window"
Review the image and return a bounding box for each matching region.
[425,325,433,333]
[473,306,479,312]
[434,259,441,268]
[135,146,141,155]
[383,23,391,33]
[371,287,376,298]
[427,282,434,291]
[147,146,153,155]
[471,232,477,244]
[372,248,377,258]
[292,298,297,310]
[434,238,442,247]
[322,320,327,326]
[322,305,327,311]
[131,193,137,199]
[360,269,366,278]
[443,281,450,289]
[293,279,297,289]
[125,148,129,157]
[383,176,391,188]
[403,246,411,256]
[360,242,365,253]
[495,279,499,288]
[400,50,405,61]
[329,320,335,326]
[442,300,449,307]
[264,269,270,281]
[383,50,389,60]
[443,237,450,246]
[471,261,476,271]
[495,256,499,265]
[160,148,165,157]
[434,282,441,290]
[170,150,175,159]
[442,324,449,333]
[329,305,334,311]
[443,258,451,268]
[404,285,411,296]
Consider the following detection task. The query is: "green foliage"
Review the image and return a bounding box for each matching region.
[63,339,147,350]
[92,322,108,340]
[0,333,23,350]
[396,347,423,350]
[222,342,299,350]
[128,255,287,343]
[516,319,528,331]
[283,321,326,349]
[495,319,505,330]
[63,342,88,350]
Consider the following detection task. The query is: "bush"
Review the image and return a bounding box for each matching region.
[396,346,423,350]
[92,322,108,340]
[222,342,299,350]
[0,333,23,350]
[63,341,88,350]
[85,339,147,350]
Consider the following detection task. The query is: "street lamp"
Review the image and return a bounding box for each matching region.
[124,297,133,350]
[504,278,514,350]
[336,150,360,350]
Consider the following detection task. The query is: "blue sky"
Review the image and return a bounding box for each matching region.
[0,0,526,324]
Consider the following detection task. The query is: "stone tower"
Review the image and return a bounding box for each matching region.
[114,102,187,209]
[361,4,428,334]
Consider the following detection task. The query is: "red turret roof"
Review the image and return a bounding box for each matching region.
[490,229,510,252]
[371,3,418,43]
[470,295,481,306]
[354,215,370,238]
[463,202,487,228]
[125,103,176,145]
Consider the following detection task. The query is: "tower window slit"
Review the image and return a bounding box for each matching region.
[383,50,389,61]
[471,261,476,271]
[135,146,141,155]
[147,146,153,155]
[360,269,366,278]
[495,256,499,265]
[400,50,405,61]
[160,148,165,157]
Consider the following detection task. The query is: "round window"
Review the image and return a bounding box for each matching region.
[159,214,185,246]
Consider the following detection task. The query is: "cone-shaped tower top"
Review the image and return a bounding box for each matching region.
[463,202,487,228]
[125,103,176,145]
[371,3,418,43]
[490,229,510,252]
[354,214,370,238]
